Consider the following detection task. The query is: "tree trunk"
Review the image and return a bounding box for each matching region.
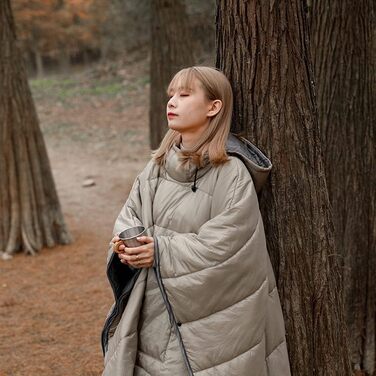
[0,0,72,257]
[216,1,352,375]
[34,49,44,78]
[309,2,376,374]
[149,0,195,150]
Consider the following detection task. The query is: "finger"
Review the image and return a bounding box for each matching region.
[112,236,120,243]
[124,245,148,255]
[113,241,122,253]
[124,247,154,260]
[119,257,128,264]
[120,252,150,262]
[128,258,153,268]
[136,236,154,244]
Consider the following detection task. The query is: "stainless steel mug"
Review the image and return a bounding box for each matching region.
[118,226,146,247]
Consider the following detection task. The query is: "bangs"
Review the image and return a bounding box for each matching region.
[166,68,196,96]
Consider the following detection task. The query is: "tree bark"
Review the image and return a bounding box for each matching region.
[309,2,376,374]
[149,0,195,150]
[0,0,72,256]
[216,1,352,375]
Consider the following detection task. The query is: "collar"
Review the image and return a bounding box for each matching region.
[164,143,212,186]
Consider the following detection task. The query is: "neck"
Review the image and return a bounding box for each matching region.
[181,138,195,149]
[180,128,207,149]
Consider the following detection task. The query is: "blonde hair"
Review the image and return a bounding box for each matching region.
[151,66,233,169]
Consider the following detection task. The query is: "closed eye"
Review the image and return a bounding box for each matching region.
[167,93,189,99]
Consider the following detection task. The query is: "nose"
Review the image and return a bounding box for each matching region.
[167,96,176,109]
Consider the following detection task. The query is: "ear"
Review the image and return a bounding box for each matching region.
[207,99,222,117]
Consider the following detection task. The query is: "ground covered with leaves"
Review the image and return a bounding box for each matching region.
[0,59,151,376]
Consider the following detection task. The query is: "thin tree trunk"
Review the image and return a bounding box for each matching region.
[149,0,195,150]
[216,1,352,374]
[34,49,44,78]
[310,2,376,374]
[0,0,72,256]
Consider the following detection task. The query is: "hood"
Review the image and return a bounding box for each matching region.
[226,133,272,193]
[164,133,272,194]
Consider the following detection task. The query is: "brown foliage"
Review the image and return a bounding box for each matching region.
[11,0,109,57]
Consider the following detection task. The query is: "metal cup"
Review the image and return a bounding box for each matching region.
[118,226,146,248]
[115,226,146,270]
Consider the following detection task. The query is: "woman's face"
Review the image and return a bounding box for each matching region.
[166,77,215,138]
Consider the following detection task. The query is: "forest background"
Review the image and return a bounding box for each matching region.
[0,1,374,376]
[0,1,216,375]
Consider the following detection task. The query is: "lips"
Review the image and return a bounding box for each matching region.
[167,112,178,118]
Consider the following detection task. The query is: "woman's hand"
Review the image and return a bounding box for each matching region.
[111,235,123,254]
[113,236,155,269]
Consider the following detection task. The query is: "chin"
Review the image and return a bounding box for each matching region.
[168,123,182,131]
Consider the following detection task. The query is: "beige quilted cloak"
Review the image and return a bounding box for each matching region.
[101,133,291,375]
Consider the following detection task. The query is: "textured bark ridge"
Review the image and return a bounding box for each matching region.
[0,0,72,256]
[310,1,376,374]
[216,1,352,375]
[149,0,195,149]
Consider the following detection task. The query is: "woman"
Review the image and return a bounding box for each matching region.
[101,66,291,375]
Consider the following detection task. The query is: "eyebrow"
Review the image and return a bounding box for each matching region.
[167,86,193,95]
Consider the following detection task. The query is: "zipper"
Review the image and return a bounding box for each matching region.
[153,237,194,376]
